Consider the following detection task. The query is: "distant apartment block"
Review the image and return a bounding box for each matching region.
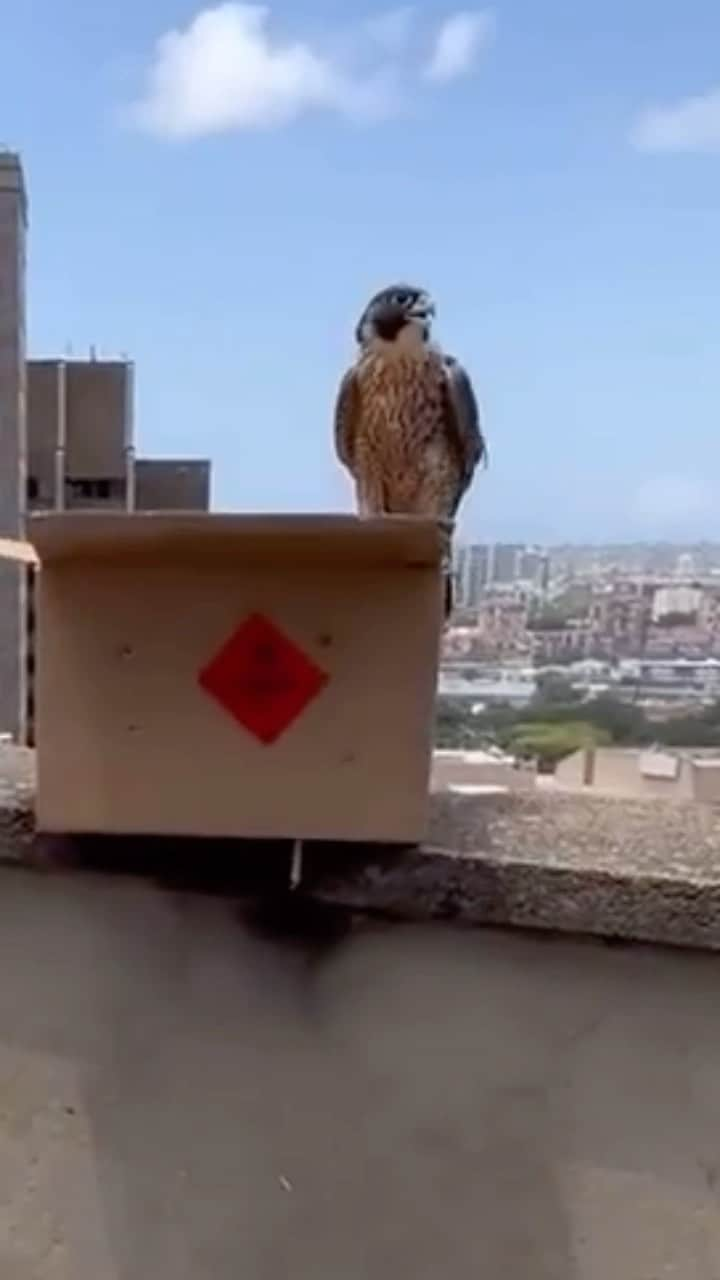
[454,544,490,609]
[652,584,703,623]
[0,153,211,741]
[488,543,524,586]
[26,359,210,516]
[454,542,550,610]
[516,547,550,593]
[21,359,211,742]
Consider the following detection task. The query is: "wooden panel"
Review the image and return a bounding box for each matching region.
[35,543,442,842]
[28,512,445,569]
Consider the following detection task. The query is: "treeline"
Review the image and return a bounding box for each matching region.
[436,678,720,768]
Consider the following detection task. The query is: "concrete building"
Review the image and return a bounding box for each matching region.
[454,543,491,609]
[488,543,524,586]
[25,360,210,516]
[530,622,593,664]
[0,155,28,747]
[555,745,720,803]
[437,667,537,708]
[652,583,702,622]
[0,154,211,741]
[454,543,551,611]
[516,546,550,593]
[588,580,654,659]
[432,748,537,793]
[475,594,533,659]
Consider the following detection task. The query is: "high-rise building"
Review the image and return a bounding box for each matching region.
[454,542,551,609]
[22,359,212,744]
[0,154,28,743]
[516,546,550,593]
[487,543,524,586]
[26,359,211,516]
[0,154,212,741]
[454,543,490,608]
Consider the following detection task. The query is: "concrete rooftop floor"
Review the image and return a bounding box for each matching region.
[1,866,720,1278]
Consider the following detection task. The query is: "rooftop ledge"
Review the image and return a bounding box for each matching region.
[2,744,720,952]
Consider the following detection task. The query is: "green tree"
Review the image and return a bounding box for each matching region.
[699,699,720,726]
[434,699,479,748]
[533,672,584,706]
[578,694,652,744]
[508,721,611,770]
[656,717,720,748]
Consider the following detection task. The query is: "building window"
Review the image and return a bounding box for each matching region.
[26,579,35,637]
[66,478,112,500]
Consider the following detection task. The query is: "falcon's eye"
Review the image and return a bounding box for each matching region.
[393,291,410,306]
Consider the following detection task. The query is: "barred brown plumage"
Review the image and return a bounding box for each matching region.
[333,283,486,618]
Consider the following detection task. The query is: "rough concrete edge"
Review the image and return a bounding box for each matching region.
[2,802,720,952]
[303,845,720,953]
[0,808,34,864]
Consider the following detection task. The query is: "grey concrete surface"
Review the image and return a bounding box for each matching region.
[1,868,720,1276]
[7,744,720,951]
[7,739,720,951]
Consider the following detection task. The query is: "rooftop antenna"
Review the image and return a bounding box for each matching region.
[89,344,97,361]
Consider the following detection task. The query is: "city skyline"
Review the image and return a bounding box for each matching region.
[456,539,720,551]
[3,0,720,540]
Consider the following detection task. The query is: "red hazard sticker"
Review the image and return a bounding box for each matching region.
[198,613,329,745]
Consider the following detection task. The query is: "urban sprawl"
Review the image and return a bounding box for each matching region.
[444,542,720,718]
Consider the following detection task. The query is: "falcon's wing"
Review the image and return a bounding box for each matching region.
[333,365,362,475]
[442,355,487,503]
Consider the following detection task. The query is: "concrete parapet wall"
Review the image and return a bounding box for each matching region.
[2,746,720,952]
[432,750,537,792]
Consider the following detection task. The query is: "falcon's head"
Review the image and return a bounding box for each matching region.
[355,284,436,347]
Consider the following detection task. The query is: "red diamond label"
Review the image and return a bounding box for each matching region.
[198,613,329,745]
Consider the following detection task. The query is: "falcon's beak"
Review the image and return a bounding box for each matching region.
[408,293,435,322]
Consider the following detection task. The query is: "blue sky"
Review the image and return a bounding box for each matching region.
[3,0,720,542]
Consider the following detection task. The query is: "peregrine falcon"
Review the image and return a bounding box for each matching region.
[333,283,486,617]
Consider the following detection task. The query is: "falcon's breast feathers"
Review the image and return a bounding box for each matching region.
[333,349,487,493]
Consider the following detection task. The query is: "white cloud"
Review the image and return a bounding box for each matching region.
[130,4,496,138]
[424,10,494,84]
[631,86,720,153]
[132,3,391,137]
[632,474,711,526]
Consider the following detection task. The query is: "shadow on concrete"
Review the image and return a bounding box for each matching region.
[1,868,719,1276]
[31,830,408,891]
[0,869,579,1278]
[28,832,407,960]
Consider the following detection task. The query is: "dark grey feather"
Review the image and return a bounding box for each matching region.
[333,365,360,471]
[442,355,487,509]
